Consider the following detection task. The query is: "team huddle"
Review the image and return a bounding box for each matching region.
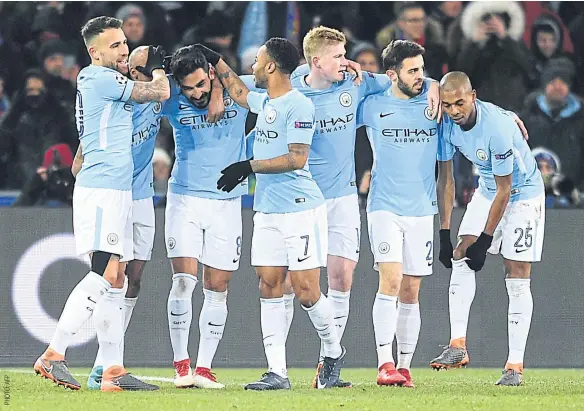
[33,16,545,392]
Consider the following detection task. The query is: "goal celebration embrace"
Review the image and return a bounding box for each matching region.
[5,4,578,407]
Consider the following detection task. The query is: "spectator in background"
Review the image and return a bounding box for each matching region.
[0,76,9,119]
[429,1,463,41]
[237,1,309,62]
[12,143,75,207]
[0,69,77,189]
[350,42,381,73]
[182,11,240,72]
[116,4,147,53]
[520,58,584,193]
[0,18,26,98]
[455,1,536,112]
[530,14,575,86]
[153,147,171,195]
[533,148,582,208]
[38,39,76,107]
[375,2,448,79]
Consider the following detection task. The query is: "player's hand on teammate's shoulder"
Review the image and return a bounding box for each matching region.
[510,112,529,141]
[427,80,441,123]
[346,59,362,86]
[136,45,166,76]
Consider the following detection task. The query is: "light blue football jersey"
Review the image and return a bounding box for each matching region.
[131,101,164,200]
[358,80,440,216]
[75,65,135,190]
[291,65,390,199]
[438,100,544,202]
[247,88,324,213]
[163,76,254,199]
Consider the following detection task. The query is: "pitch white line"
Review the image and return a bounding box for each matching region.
[5,368,174,383]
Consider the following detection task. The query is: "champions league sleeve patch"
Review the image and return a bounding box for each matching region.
[495,149,513,160]
[295,121,313,129]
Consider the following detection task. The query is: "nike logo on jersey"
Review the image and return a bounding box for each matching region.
[297,256,311,262]
[380,112,394,118]
[208,322,225,327]
[87,296,96,304]
[233,257,240,263]
[170,311,188,316]
[379,342,392,347]
[515,249,529,253]
[179,103,190,110]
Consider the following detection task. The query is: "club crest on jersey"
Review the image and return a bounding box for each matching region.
[115,73,128,85]
[168,237,176,250]
[378,242,390,254]
[153,102,162,114]
[339,92,352,107]
[265,107,277,123]
[476,149,488,161]
[424,106,434,120]
[223,97,234,107]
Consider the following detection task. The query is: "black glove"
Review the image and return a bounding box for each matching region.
[136,45,166,76]
[464,232,493,272]
[438,229,454,268]
[217,160,252,192]
[162,55,173,74]
[193,43,221,66]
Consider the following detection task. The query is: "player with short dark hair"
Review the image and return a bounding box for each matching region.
[159,44,253,389]
[34,15,169,392]
[357,39,440,388]
[196,38,347,390]
[430,71,545,387]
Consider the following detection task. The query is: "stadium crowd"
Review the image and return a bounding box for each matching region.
[0,1,583,207]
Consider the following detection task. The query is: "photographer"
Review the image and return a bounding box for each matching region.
[0,69,78,189]
[532,148,582,209]
[12,144,75,207]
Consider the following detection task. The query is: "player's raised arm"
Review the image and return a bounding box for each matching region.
[193,44,250,109]
[130,45,170,103]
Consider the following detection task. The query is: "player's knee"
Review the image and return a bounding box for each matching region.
[258,275,283,298]
[453,247,466,261]
[91,251,113,276]
[296,288,321,308]
[328,270,353,292]
[399,283,419,304]
[204,277,229,293]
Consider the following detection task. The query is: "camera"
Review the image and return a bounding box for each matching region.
[44,149,74,204]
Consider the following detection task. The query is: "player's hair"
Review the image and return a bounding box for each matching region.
[381,40,425,72]
[80,16,123,45]
[303,26,346,67]
[265,37,300,75]
[396,2,424,19]
[169,45,209,82]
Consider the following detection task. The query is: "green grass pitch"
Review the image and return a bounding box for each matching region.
[2,368,584,410]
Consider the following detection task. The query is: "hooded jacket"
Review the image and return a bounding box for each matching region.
[455,1,537,112]
[520,91,584,190]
